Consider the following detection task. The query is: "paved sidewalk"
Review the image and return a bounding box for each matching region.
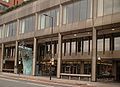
[0,72,120,87]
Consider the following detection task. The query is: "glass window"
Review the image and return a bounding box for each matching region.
[97,0,103,16]
[0,26,3,38]
[83,40,89,52]
[104,0,112,15]
[19,15,35,34]
[105,38,110,51]
[87,0,92,18]
[113,0,120,13]
[90,40,92,52]
[38,8,59,29]
[66,42,70,54]
[114,37,120,51]
[97,39,103,51]
[40,14,46,29]
[5,21,17,37]
[80,0,87,21]
[73,1,80,22]
[67,4,73,24]
[56,9,60,26]
[62,43,65,54]
[71,41,76,53]
[63,6,67,24]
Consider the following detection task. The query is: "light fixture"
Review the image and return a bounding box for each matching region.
[74,34,77,37]
[98,57,101,61]
[112,29,115,31]
[88,32,90,34]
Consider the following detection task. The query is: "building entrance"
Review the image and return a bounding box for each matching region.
[116,61,120,81]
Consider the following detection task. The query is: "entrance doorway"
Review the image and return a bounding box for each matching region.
[116,61,120,81]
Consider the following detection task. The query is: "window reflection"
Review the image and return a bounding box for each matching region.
[97,39,103,51]
[4,21,17,37]
[97,0,103,16]
[71,41,76,53]
[104,0,112,15]
[105,38,110,51]
[113,0,120,13]
[19,15,35,34]
[83,40,88,52]
[114,37,120,51]
[38,8,59,30]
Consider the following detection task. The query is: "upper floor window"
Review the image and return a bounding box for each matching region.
[19,15,35,34]
[0,26,3,38]
[63,0,92,24]
[97,0,120,17]
[38,8,59,30]
[97,0,103,16]
[113,0,120,13]
[104,0,112,15]
[114,37,120,51]
[4,21,17,38]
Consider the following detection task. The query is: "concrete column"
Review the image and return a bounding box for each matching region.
[112,61,117,80]
[80,61,84,74]
[35,13,38,31]
[16,19,19,37]
[14,41,18,74]
[57,33,62,78]
[91,27,97,82]
[32,37,37,76]
[0,43,4,72]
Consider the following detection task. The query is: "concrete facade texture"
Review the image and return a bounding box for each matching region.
[0,0,120,82]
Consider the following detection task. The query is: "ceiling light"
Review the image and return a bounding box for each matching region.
[112,29,115,31]
[74,34,77,37]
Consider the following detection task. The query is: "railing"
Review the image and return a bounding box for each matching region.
[60,73,91,81]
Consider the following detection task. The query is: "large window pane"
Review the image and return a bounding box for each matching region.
[19,15,35,34]
[71,41,76,53]
[114,37,120,51]
[73,1,80,22]
[87,0,92,18]
[83,40,88,52]
[0,26,3,38]
[97,39,103,51]
[113,0,120,13]
[39,8,59,29]
[40,15,45,29]
[104,0,112,15]
[105,38,110,51]
[63,6,67,24]
[66,42,70,54]
[67,4,73,24]
[80,0,87,21]
[5,21,17,37]
[97,0,103,16]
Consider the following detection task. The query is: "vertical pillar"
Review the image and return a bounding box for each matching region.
[112,61,117,80]
[91,0,97,82]
[91,27,97,82]
[32,37,37,76]
[80,61,84,74]
[14,41,18,74]
[35,13,38,31]
[0,43,4,72]
[57,33,62,78]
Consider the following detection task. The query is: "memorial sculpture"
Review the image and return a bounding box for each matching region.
[18,42,33,75]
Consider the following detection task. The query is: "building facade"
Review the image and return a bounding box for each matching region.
[0,0,120,82]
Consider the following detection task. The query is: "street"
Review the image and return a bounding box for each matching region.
[0,77,76,87]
